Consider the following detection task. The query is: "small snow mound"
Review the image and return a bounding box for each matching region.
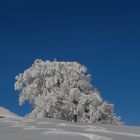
[0,107,18,118]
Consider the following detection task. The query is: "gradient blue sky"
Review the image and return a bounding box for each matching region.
[0,0,140,126]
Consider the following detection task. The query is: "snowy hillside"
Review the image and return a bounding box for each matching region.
[0,107,18,118]
[0,114,140,140]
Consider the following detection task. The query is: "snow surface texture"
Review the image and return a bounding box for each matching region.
[0,112,140,140]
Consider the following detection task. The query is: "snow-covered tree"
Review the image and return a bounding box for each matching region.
[15,59,120,124]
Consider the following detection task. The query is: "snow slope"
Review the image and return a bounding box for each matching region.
[0,116,140,140]
[0,107,18,118]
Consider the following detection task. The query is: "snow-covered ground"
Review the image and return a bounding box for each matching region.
[0,107,140,140]
[0,118,140,140]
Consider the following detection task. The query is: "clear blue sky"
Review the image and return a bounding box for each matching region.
[0,0,140,126]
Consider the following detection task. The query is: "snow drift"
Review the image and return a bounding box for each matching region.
[0,107,18,118]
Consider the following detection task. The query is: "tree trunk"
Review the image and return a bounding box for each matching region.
[73,114,77,123]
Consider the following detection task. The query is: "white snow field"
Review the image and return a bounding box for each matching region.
[0,109,140,140]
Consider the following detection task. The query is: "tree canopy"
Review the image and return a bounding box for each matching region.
[15,59,120,124]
